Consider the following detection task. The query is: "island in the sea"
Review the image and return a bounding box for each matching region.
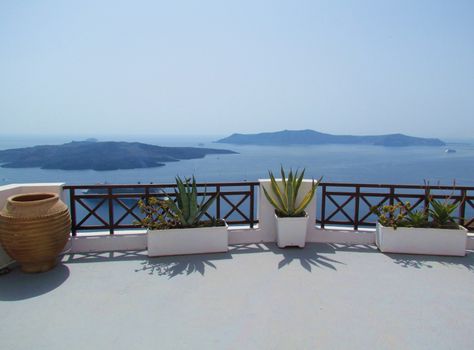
[0,141,237,171]
[216,129,445,147]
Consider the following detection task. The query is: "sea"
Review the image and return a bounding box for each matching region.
[1,134,474,186]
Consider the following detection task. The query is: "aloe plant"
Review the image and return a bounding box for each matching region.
[262,167,321,217]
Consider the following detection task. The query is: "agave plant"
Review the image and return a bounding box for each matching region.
[262,167,321,217]
[404,210,429,228]
[429,198,459,228]
[165,176,216,227]
[135,176,217,229]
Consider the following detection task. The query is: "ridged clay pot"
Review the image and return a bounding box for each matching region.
[0,193,71,273]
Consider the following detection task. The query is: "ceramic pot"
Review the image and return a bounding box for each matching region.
[0,193,71,273]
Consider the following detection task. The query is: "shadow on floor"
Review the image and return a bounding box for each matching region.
[59,243,379,277]
[386,251,474,271]
[264,243,345,272]
[327,243,379,254]
[62,250,148,263]
[0,264,70,301]
[136,252,233,278]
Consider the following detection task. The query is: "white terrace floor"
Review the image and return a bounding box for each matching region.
[1,243,474,350]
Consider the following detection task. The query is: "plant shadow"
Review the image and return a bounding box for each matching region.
[136,252,233,278]
[386,251,474,271]
[264,243,345,272]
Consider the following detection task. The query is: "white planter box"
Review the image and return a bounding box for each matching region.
[275,214,309,248]
[147,224,228,257]
[376,222,468,256]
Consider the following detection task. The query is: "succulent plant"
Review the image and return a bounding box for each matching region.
[429,198,459,228]
[165,176,216,227]
[371,202,410,229]
[371,197,460,229]
[136,176,217,229]
[404,210,429,228]
[262,167,321,217]
[136,197,180,230]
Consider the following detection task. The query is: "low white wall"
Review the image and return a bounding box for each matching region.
[69,230,147,253]
[0,183,64,268]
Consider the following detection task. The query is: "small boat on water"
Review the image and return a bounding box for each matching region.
[445,149,456,153]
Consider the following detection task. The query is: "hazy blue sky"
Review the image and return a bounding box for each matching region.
[1,0,473,138]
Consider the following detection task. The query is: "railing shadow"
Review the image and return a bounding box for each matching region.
[327,243,379,254]
[0,264,70,301]
[386,251,474,271]
[264,243,345,272]
[135,252,232,278]
[63,250,148,263]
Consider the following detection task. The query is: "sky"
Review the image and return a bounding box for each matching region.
[0,0,473,138]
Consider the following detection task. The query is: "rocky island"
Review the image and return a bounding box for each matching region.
[0,141,237,171]
[216,129,445,147]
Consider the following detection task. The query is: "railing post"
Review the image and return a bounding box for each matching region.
[145,187,150,205]
[424,186,431,213]
[320,184,326,229]
[354,186,360,230]
[460,189,467,226]
[249,184,255,228]
[108,187,114,235]
[389,187,395,206]
[216,184,221,221]
[69,188,77,237]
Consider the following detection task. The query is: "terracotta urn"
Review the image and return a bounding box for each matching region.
[0,193,71,273]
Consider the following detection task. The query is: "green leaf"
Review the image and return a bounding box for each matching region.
[269,171,287,212]
[263,185,285,213]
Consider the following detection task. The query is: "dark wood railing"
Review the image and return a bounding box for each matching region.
[317,183,474,231]
[64,181,474,235]
[64,182,259,236]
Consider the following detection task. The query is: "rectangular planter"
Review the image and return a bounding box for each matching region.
[376,222,468,256]
[275,214,309,248]
[147,224,228,257]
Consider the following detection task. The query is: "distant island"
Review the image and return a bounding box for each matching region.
[0,141,237,171]
[216,129,445,147]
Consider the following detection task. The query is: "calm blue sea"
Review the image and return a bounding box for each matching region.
[1,134,474,186]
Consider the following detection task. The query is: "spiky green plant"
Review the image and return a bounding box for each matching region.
[262,167,321,217]
[135,176,217,229]
[165,176,216,227]
[404,210,429,228]
[429,198,459,228]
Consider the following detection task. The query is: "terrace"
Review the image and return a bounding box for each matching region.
[1,181,474,349]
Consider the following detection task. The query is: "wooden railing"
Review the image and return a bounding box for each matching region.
[317,183,474,231]
[64,182,259,235]
[64,181,474,235]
